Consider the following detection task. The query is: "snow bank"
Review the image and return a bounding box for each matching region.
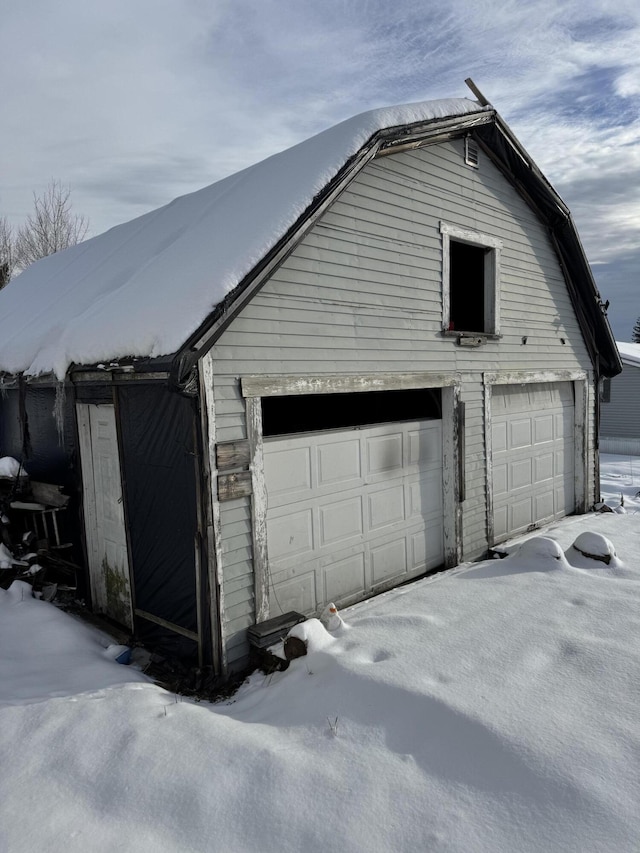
[0,454,637,851]
[0,98,484,379]
[2,506,640,852]
[0,581,147,704]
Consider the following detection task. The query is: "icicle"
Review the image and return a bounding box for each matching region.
[53,382,66,446]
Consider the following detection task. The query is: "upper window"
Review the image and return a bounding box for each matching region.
[440,222,502,336]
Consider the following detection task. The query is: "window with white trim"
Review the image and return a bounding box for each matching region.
[440,222,502,336]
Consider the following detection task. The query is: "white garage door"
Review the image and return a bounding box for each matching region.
[263,420,444,617]
[492,382,575,542]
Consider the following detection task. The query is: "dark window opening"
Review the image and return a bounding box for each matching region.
[262,388,442,437]
[449,240,487,333]
[601,378,611,403]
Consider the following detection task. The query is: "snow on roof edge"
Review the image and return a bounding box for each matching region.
[615,341,640,367]
[0,98,487,379]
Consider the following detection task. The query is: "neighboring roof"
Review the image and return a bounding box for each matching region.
[0,95,621,383]
[616,341,640,367]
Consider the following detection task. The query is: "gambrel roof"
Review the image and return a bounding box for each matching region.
[0,97,621,383]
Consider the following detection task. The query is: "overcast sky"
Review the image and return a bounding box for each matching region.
[1,0,639,339]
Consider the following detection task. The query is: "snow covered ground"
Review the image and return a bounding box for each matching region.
[1,455,639,853]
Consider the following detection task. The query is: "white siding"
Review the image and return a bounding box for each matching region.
[206,137,596,670]
[600,365,640,441]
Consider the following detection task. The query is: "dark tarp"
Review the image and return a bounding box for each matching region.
[0,385,76,487]
[117,384,200,655]
[0,384,83,573]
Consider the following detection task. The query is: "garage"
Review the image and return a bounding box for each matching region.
[263,418,444,617]
[491,381,575,541]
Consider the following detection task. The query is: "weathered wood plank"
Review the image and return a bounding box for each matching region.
[246,396,269,624]
[199,351,224,674]
[216,440,250,471]
[241,372,459,398]
[218,470,252,501]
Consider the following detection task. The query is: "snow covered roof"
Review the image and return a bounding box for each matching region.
[616,341,640,367]
[0,99,485,380]
[0,95,621,383]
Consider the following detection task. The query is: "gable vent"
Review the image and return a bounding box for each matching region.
[465,136,479,168]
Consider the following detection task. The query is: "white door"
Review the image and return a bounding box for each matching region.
[263,420,443,617]
[491,382,575,542]
[77,404,133,629]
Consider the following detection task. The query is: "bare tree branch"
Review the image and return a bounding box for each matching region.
[13,181,89,273]
[0,216,15,290]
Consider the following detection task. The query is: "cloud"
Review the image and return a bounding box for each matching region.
[1,0,639,336]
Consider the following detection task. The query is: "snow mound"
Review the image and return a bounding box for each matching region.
[565,531,626,572]
[573,532,617,560]
[0,457,21,478]
[511,535,568,567]
[287,618,335,652]
[0,580,147,705]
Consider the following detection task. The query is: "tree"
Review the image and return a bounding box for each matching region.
[0,216,14,289]
[0,181,89,288]
[14,181,89,272]
[633,316,640,344]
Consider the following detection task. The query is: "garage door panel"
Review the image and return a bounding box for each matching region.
[511,496,534,530]
[368,484,405,530]
[534,492,554,520]
[494,506,508,539]
[317,438,361,487]
[319,496,363,547]
[323,552,366,601]
[534,452,554,483]
[407,476,443,518]
[555,411,573,438]
[366,432,403,476]
[269,568,317,615]
[408,427,442,467]
[267,508,314,560]
[371,537,407,584]
[493,463,508,496]
[265,419,443,616]
[492,381,575,542]
[511,458,533,490]
[534,414,554,444]
[263,445,312,500]
[410,521,444,570]
[493,422,508,453]
[510,419,532,449]
[558,482,574,514]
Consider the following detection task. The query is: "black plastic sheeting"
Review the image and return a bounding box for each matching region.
[0,384,84,576]
[117,385,200,656]
[0,385,76,487]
